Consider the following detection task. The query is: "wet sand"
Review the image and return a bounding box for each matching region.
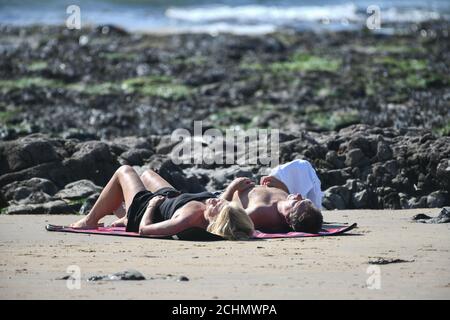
[0,208,449,300]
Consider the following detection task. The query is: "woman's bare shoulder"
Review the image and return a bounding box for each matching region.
[172,201,205,219]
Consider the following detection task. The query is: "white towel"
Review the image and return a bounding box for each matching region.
[270,159,323,209]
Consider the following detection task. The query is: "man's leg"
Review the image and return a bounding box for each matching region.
[70,165,146,228]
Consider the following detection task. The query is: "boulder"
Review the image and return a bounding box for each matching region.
[345,148,365,167]
[119,148,153,166]
[352,189,369,209]
[1,178,58,201]
[4,200,79,214]
[376,142,393,161]
[0,136,62,174]
[426,191,449,208]
[55,180,102,200]
[322,192,346,210]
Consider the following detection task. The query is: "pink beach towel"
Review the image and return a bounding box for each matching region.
[46,223,357,241]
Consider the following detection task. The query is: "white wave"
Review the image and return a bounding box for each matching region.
[174,22,277,35]
[165,3,360,24]
[381,8,441,22]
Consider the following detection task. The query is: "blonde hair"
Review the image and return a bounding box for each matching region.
[207,202,254,240]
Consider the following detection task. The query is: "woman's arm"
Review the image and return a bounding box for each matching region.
[139,215,193,236]
[139,196,198,236]
[139,196,165,231]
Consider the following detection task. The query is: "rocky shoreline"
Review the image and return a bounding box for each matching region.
[1,22,449,213]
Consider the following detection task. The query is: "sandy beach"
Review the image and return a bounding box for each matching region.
[0,208,449,300]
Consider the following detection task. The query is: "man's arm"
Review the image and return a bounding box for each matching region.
[220,177,254,201]
[260,176,289,193]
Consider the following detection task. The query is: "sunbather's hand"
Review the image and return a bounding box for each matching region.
[260,175,289,192]
[147,195,165,209]
[230,177,255,192]
[260,175,275,187]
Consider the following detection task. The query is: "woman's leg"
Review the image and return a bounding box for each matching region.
[140,169,174,192]
[112,169,174,219]
[70,165,146,228]
[110,168,173,226]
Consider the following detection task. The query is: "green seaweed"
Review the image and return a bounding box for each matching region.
[27,61,48,72]
[121,76,192,100]
[0,77,64,92]
[433,121,450,136]
[99,52,139,61]
[208,104,277,130]
[67,82,119,95]
[240,53,341,74]
[0,110,17,124]
[309,110,360,131]
[374,57,427,74]
[270,53,341,73]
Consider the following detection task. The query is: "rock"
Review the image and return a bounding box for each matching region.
[4,200,78,214]
[55,180,102,200]
[71,141,114,163]
[16,191,53,205]
[378,187,401,209]
[61,130,99,141]
[55,275,75,280]
[408,196,428,209]
[376,142,393,161]
[436,158,450,189]
[325,150,345,169]
[352,190,369,209]
[155,136,179,154]
[412,213,431,220]
[145,156,205,193]
[119,148,153,166]
[1,178,58,202]
[1,136,62,173]
[414,207,450,224]
[345,148,365,167]
[322,187,348,210]
[78,193,99,215]
[368,258,414,265]
[177,276,190,282]
[426,191,449,208]
[319,168,351,188]
[111,136,153,151]
[325,186,351,206]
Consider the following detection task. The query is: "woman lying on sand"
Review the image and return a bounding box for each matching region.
[70,165,254,240]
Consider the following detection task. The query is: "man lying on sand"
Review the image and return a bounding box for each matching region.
[221,159,324,233]
[69,165,254,240]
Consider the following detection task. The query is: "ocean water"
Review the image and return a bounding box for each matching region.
[0,0,449,34]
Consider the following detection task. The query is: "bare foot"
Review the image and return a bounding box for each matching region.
[69,217,99,229]
[110,216,128,227]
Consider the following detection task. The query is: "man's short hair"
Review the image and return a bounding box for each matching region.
[288,202,323,233]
